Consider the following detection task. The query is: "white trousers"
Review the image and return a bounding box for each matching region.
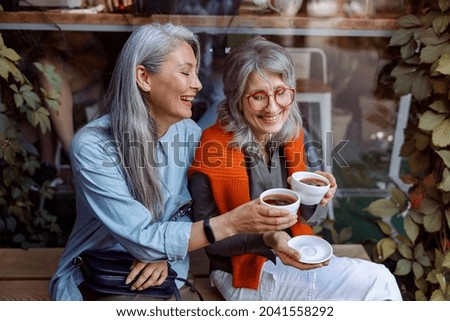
[211,256,402,301]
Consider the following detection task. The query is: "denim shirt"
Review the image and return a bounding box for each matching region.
[49,115,201,300]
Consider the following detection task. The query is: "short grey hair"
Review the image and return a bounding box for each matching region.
[217,36,303,149]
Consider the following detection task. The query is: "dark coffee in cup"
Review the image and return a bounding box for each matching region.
[299,178,327,187]
[263,194,297,206]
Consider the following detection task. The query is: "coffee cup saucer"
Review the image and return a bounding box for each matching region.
[287,235,333,264]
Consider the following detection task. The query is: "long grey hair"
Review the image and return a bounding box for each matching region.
[217,36,303,150]
[100,23,200,220]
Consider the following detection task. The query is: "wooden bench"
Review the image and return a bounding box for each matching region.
[0,244,370,301]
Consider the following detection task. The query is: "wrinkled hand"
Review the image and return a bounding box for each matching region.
[227,199,297,234]
[287,171,337,207]
[263,231,327,270]
[314,171,337,206]
[126,261,168,291]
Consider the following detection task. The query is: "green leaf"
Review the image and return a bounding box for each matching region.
[398,243,413,259]
[389,29,414,46]
[432,13,449,34]
[404,215,420,243]
[414,243,425,258]
[418,111,446,131]
[30,107,51,133]
[376,220,392,236]
[432,118,450,147]
[393,72,415,95]
[21,89,40,110]
[13,92,24,108]
[391,187,408,209]
[364,199,399,218]
[398,15,421,28]
[416,255,432,267]
[420,43,446,63]
[391,64,416,77]
[376,238,397,261]
[395,259,412,275]
[421,11,439,28]
[423,210,443,232]
[409,209,424,224]
[401,40,417,59]
[412,73,433,101]
[417,27,450,45]
[420,198,440,215]
[412,261,424,280]
[439,0,450,12]
[436,53,450,75]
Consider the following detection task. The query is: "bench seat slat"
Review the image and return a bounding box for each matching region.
[0,244,370,300]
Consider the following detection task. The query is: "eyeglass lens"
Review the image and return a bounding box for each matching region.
[248,88,294,110]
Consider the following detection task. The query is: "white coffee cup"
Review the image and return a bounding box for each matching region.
[290,171,330,205]
[260,187,301,216]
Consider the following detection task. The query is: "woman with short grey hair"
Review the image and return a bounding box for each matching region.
[190,36,402,301]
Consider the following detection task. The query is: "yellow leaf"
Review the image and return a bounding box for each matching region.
[432,118,450,147]
[436,150,450,167]
[391,187,407,208]
[0,47,21,62]
[364,199,400,218]
[435,272,446,291]
[415,290,427,301]
[398,243,413,259]
[419,111,446,131]
[420,198,440,215]
[395,258,412,275]
[423,210,443,232]
[430,289,445,300]
[438,168,450,192]
[413,261,424,280]
[403,216,419,243]
[376,220,392,236]
[436,53,450,75]
[376,238,397,261]
[443,252,450,268]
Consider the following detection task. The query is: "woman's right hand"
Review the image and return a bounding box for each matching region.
[225,199,297,234]
[189,199,297,251]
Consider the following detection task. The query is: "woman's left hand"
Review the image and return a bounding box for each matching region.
[126,260,169,291]
[314,171,337,206]
[263,232,326,270]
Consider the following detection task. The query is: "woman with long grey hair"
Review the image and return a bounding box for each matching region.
[49,24,297,301]
[189,36,402,300]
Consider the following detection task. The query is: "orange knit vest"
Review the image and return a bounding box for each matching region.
[189,123,313,289]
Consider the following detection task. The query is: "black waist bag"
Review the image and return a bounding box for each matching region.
[74,250,203,300]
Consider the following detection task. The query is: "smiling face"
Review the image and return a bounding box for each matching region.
[140,41,202,135]
[242,71,292,142]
